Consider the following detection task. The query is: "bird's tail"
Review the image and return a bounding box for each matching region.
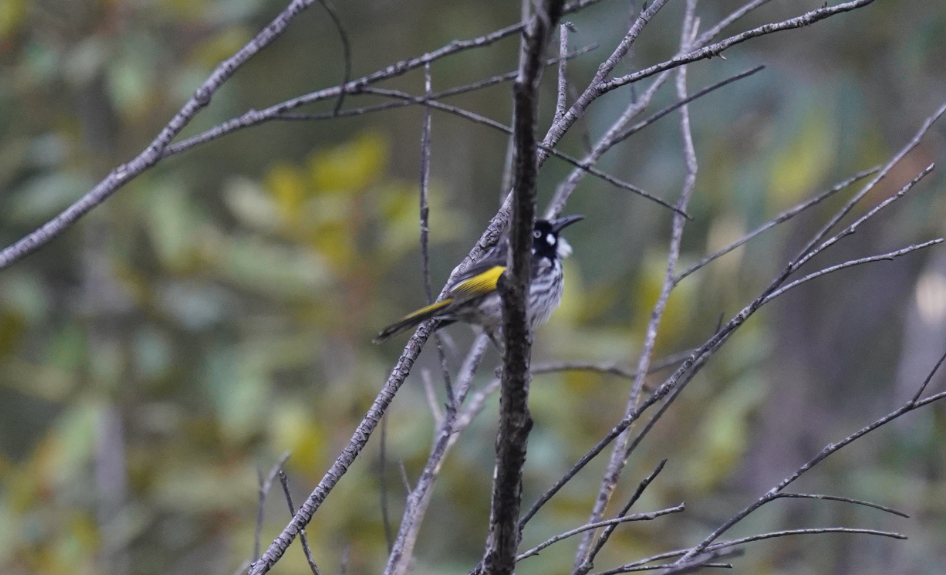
[373,299,453,343]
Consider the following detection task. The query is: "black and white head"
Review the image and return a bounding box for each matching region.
[532,215,583,261]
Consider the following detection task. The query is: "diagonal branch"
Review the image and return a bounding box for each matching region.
[673,347,946,564]
[574,6,701,566]
[0,0,327,271]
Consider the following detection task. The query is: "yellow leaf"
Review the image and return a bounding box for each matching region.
[310,132,388,193]
[270,402,326,472]
[264,162,307,225]
[317,222,354,270]
[0,0,27,40]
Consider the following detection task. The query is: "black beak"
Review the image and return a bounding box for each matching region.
[550,214,584,233]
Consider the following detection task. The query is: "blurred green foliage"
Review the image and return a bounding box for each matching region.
[2,1,946,574]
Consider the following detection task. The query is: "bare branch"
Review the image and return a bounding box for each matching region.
[764,239,943,304]
[674,348,946,564]
[575,8,700,564]
[625,524,905,572]
[483,2,566,573]
[675,167,880,283]
[774,493,909,518]
[315,0,352,115]
[532,347,694,380]
[254,453,292,562]
[601,0,877,94]
[517,502,683,561]
[795,163,937,271]
[595,561,732,574]
[541,0,673,160]
[384,337,490,575]
[415,63,456,409]
[379,415,394,553]
[546,65,764,219]
[0,0,328,271]
[911,347,946,404]
[345,85,681,216]
[555,22,576,125]
[609,65,764,147]
[421,369,444,424]
[577,460,670,574]
[278,471,322,575]
[695,0,774,45]
[167,44,598,156]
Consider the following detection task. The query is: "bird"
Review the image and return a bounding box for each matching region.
[373,215,583,346]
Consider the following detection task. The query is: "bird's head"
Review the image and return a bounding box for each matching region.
[532,215,583,260]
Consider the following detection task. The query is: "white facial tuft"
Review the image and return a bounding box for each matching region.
[546,233,555,246]
[556,237,573,258]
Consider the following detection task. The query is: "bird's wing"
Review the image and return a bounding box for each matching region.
[448,259,506,302]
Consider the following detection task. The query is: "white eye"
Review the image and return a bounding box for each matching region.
[533,230,542,238]
[546,233,555,245]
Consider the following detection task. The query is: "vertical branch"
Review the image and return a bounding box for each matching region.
[554,22,573,125]
[419,62,435,305]
[417,62,456,408]
[379,415,394,552]
[483,2,566,574]
[574,1,701,567]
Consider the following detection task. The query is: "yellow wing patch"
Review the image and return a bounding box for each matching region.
[450,266,505,301]
[401,298,452,321]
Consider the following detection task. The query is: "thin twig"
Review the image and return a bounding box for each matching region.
[540,0,672,164]
[166,44,598,157]
[546,70,672,220]
[398,459,412,494]
[911,346,946,404]
[0,0,328,271]
[517,502,683,561]
[336,86,681,216]
[609,65,764,147]
[546,65,764,219]
[555,22,575,125]
[379,415,393,553]
[278,471,322,575]
[619,527,904,573]
[764,239,943,303]
[694,0,775,45]
[675,167,880,283]
[600,0,877,93]
[532,347,694,380]
[576,460,670,574]
[575,7,700,564]
[421,369,443,424]
[795,164,936,271]
[254,452,292,562]
[316,0,352,115]
[595,561,732,574]
[774,493,909,518]
[675,348,946,564]
[384,337,490,575]
[416,63,456,409]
